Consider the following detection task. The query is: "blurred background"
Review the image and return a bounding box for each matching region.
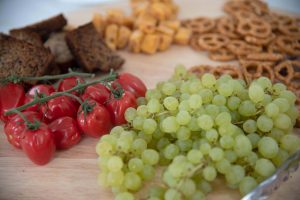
[0,0,300,32]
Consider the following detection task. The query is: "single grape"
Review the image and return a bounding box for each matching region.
[107,170,124,186]
[209,147,224,161]
[272,149,289,167]
[147,99,161,113]
[164,188,182,200]
[128,158,144,173]
[107,156,124,172]
[218,83,233,97]
[274,114,292,130]
[115,192,135,200]
[188,94,203,109]
[202,73,216,88]
[163,96,179,111]
[176,126,191,140]
[162,82,176,96]
[216,159,231,174]
[265,103,280,118]
[187,149,203,164]
[199,89,213,103]
[280,134,300,153]
[256,77,272,90]
[258,137,279,159]
[234,135,252,157]
[164,144,180,160]
[161,116,179,133]
[206,129,219,143]
[215,112,232,126]
[203,166,217,181]
[225,165,245,185]
[255,158,275,177]
[176,110,191,125]
[257,115,273,132]
[125,107,137,122]
[242,119,257,134]
[247,133,260,148]
[239,176,257,196]
[227,96,241,111]
[142,149,159,165]
[238,100,256,117]
[143,118,157,134]
[132,138,147,154]
[273,98,290,113]
[179,178,196,197]
[249,83,264,103]
[124,172,142,191]
[220,135,234,149]
[141,164,155,181]
[197,114,214,130]
[213,94,227,106]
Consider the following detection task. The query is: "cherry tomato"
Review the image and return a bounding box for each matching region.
[49,116,81,150]
[4,111,42,149]
[24,84,55,112]
[106,91,137,125]
[40,94,77,123]
[0,83,25,122]
[81,83,110,105]
[57,76,85,96]
[21,123,55,165]
[114,73,147,98]
[77,100,112,138]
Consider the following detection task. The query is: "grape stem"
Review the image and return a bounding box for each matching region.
[5,71,118,116]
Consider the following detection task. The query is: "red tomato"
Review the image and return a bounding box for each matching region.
[81,83,110,105]
[57,76,85,96]
[40,94,77,123]
[114,73,147,98]
[0,83,25,122]
[4,111,42,149]
[21,123,55,165]
[106,91,137,125]
[24,84,55,112]
[49,116,81,149]
[77,100,112,138]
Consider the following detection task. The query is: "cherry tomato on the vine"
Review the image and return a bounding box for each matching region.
[40,94,77,123]
[114,73,147,98]
[4,111,42,149]
[0,83,25,122]
[21,123,55,165]
[57,76,85,96]
[81,83,110,105]
[77,100,112,138]
[49,116,81,150]
[106,91,137,125]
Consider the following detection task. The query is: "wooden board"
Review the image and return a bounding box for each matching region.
[0,0,300,200]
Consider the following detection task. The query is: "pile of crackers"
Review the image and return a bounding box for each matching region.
[184,0,300,127]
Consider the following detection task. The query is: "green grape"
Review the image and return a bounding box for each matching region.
[279,90,296,104]
[110,126,124,137]
[152,128,164,139]
[180,93,190,101]
[176,110,191,125]
[209,147,224,161]
[225,165,245,185]
[176,126,191,140]
[125,107,137,122]
[242,119,257,134]
[280,134,300,153]
[115,192,135,200]
[257,115,273,132]
[137,97,147,106]
[272,149,289,167]
[179,178,196,197]
[107,170,124,186]
[256,77,272,90]
[163,96,179,111]
[203,165,217,181]
[225,150,237,163]
[197,114,214,130]
[191,190,205,200]
[164,188,182,200]
[147,99,161,113]
[188,117,200,131]
[216,159,231,174]
[189,79,202,94]
[265,103,280,118]
[133,116,145,130]
[261,94,272,106]
[202,73,216,88]
[215,112,232,126]
[187,149,203,164]
[161,116,179,133]
[128,158,144,173]
[286,106,299,121]
[234,135,252,157]
[143,118,157,134]
[117,137,132,153]
[238,100,257,117]
[174,64,188,78]
[227,96,241,111]
[124,172,142,191]
[96,141,113,156]
[206,129,219,143]
[218,83,233,97]
[273,98,290,113]
[137,105,149,117]
[228,79,244,94]
[178,100,191,111]
[212,94,227,106]
[220,135,234,149]
[162,82,176,96]
[255,158,275,177]
[141,164,155,180]
[239,176,257,196]
[258,137,279,159]
[164,144,180,160]
[132,138,147,154]
[180,82,190,93]
[218,123,235,136]
[269,128,284,142]
[200,142,211,155]
[138,132,152,143]
[157,138,170,149]
[107,156,123,172]
[142,149,159,165]
[188,94,203,109]
[176,139,193,152]
[197,179,212,194]
[168,162,186,178]
[272,83,286,95]
[199,89,213,103]
[149,186,165,198]
[274,114,292,130]
[249,83,264,103]
[205,104,220,118]
[247,133,260,148]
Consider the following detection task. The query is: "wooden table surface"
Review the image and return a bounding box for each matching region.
[1,0,300,200]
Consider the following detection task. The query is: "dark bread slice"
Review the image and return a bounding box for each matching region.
[44,32,76,73]
[0,33,54,79]
[10,29,43,47]
[66,23,124,72]
[10,14,67,40]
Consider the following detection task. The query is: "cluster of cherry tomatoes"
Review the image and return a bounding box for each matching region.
[0,73,146,165]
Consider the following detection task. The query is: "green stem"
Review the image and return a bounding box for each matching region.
[63,93,84,105]
[13,110,40,130]
[5,71,118,115]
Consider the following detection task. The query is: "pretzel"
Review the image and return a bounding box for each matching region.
[198,33,229,51]
[244,0,269,16]
[188,65,212,77]
[216,17,240,39]
[211,65,243,79]
[189,35,202,51]
[278,23,300,37]
[244,33,275,46]
[276,36,300,56]
[232,10,257,21]
[244,52,284,62]
[236,17,271,38]
[240,60,275,83]
[209,48,236,61]
[267,40,284,54]
[289,61,300,90]
[182,17,216,34]
[227,40,262,56]
[223,1,252,15]
[274,61,295,83]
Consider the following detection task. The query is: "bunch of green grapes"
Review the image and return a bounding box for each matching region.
[96,65,300,200]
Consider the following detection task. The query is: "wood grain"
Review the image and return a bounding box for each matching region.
[0,0,300,200]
